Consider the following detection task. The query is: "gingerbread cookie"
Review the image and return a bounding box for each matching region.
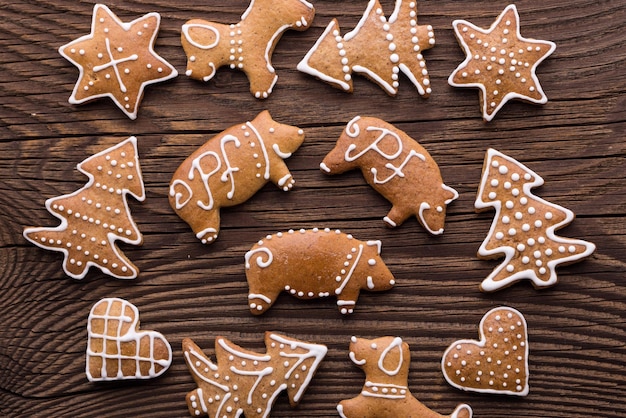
[169,111,304,244]
[338,336,472,418]
[298,0,435,96]
[58,4,177,120]
[182,332,326,417]
[442,306,529,396]
[321,116,458,235]
[476,148,596,292]
[86,297,172,381]
[245,228,396,315]
[23,137,145,279]
[448,4,556,121]
[181,0,315,98]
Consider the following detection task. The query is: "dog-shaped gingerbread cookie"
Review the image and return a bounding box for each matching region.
[181,0,315,98]
[338,336,472,418]
[321,116,458,235]
[169,111,304,244]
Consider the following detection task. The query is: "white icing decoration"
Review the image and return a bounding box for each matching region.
[86,298,172,381]
[184,0,313,98]
[441,306,529,396]
[335,244,363,295]
[182,23,220,50]
[23,138,144,280]
[245,247,274,269]
[448,4,556,121]
[362,381,407,399]
[58,4,177,120]
[298,0,434,96]
[378,337,403,376]
[475,149,596,291]
[349,351,367,365]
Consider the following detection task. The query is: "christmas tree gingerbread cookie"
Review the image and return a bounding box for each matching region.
[182,333,326,417]
[475,149,595,292]
[298,0,435,97]
[23,137,145,279]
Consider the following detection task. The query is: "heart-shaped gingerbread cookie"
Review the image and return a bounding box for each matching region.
[442,306,529,396]
[86,297,172,381]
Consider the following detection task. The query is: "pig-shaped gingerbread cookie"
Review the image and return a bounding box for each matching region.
[321,116,458,235]
[245,228,396,315]
[169,111,304,244]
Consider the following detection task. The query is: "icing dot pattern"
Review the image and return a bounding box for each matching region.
[442,307,529,396]
[476,149,596,292]
[58,4,177,120]
[23,138,145,279]
[245,228,394,315]
[448,4,556,121]
[298,0,435,96]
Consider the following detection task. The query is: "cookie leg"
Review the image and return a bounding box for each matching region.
[336,288,360,315]
[192,208,221,244]
[383,205,411,228]
[268,161,295,192]
[247,288,279,315]
[246,68,278,99]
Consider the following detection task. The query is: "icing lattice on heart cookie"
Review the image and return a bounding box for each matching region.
[442,306,529,396]
[86,297,172,381]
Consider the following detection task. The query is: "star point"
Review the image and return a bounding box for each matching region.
[449,4,556,121]
[59,4,177,119]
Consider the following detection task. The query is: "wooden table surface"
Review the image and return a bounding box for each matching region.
[1,0,624,417]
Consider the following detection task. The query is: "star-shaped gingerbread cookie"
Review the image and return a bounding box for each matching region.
[59,4,177,119]
[448,4,556,121]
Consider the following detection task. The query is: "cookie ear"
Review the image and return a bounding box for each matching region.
[442,184,459,204]
[378,337,404,376]
[182,22,220,50]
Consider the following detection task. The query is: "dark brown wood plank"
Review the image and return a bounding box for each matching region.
[1,0,625,417]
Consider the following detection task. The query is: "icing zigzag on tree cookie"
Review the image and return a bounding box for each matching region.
[475,149,595,292]
[298,0,435,96]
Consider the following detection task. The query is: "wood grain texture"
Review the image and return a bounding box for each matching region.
[0,0,624,417]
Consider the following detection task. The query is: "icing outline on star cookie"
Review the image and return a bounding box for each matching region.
[58,4,178,119]
[448,4,556,121]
